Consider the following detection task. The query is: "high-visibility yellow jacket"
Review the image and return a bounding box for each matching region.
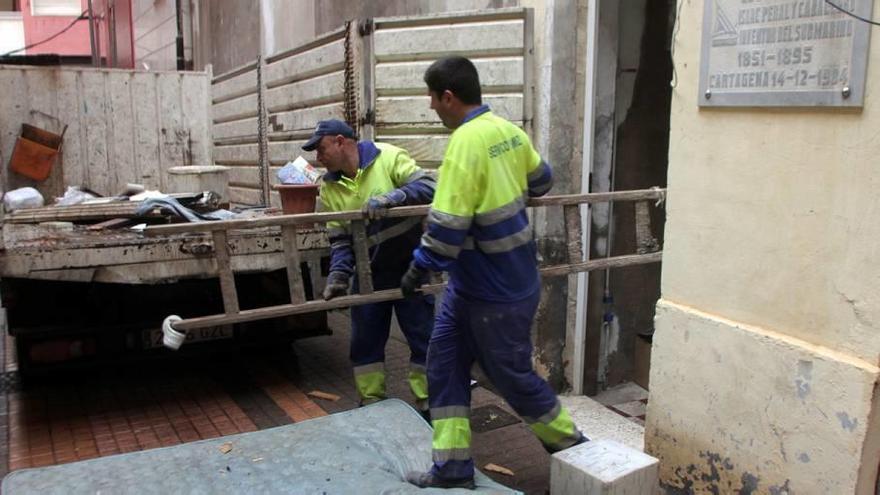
[413,106,553,301]
[321,141,435,287]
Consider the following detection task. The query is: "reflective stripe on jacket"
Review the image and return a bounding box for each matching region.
[320,141,435,287]
[413,106,553,302]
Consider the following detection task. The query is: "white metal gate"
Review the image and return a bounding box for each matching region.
[210,8,534,207]
[366,8,534,170]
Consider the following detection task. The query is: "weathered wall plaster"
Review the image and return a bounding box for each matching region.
[649,0,880,491]
[660,0,880,366]
[648,301,880,493]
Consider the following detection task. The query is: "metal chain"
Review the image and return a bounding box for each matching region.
[256,55,269,206]
[343,21,358,132]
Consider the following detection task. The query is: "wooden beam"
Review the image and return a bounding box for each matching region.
[281,225,306,304]
[527,189,665,207]
[539,252,662,278]
[144,189,667,236]
[5,203,165,224]
[87,218,138,231]
[211,230,239,314]
[170,252,662,331]
[350,220,373,294]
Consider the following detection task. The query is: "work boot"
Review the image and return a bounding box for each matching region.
[405,471,475,490]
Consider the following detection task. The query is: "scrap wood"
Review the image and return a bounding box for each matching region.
[5,202,164,224]
[87,218,137,231]
[484,463,515,476]
[307,390,341,401]
[218,442,233,454]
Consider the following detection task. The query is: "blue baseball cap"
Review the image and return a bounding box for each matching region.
[301,119,356,151]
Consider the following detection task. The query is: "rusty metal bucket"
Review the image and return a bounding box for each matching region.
[9,123,66,182]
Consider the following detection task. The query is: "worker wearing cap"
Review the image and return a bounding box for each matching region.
[400,57,587,489]
[302,119,436,417]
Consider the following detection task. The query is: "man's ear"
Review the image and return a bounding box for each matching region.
[442,89,455,105]
[334,134,346,146]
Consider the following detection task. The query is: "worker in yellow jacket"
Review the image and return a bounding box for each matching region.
[400,57,587,489]
[302,120,436,417]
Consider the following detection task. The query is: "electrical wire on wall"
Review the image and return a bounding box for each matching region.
[0,11,89,57]
[824,0,880,26]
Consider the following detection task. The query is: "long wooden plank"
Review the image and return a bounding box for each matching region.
[170,252,663,331]
[213,143,259,165]
[281,225,306,304]
[212,229,239,314]
[268,140,313,165]
[374,20,524,62]
[181,73,212,167]
[377,135,448,164]
[374,7,526,29]
[269,103,345,134]
[18,68,64,197]
[227,166,261,188]
[0,69,27,191]
[528,189,667,207]
[350,220,373,294]
[375,94,522,124]
[81,71,112,195]
[5,203,164,223]
[212,93,259,123]
[56,70,87,190]
[264,39,345,88]
[375,58,522,96]
[266,71,344,113]
[212,69,257,103]
[213,118,259,141]
[158,74,189,179]
[145,189,668,236]
[131,72,163,190]
[108,72,137,195]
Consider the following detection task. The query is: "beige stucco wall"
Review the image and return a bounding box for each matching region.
[647,0,880,492]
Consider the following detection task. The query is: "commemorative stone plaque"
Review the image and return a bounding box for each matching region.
[699,0,873,106]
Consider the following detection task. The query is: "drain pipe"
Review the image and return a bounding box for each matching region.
[598,140,619,390]
[175,0,185,70]
[87,0,99,67]
[572,0,601,395]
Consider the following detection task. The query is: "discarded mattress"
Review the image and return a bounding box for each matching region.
[2,399,520,494]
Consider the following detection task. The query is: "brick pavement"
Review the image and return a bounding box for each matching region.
[290,311,553,495]
[0,348,328,478]
[0,310,571,495]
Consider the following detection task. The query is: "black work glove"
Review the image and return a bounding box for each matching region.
[400,262,429,297]
[322,271,350,301]
[362,189,406,220]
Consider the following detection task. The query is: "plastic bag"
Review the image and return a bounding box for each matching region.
[277,156,321,184]
[3,187,44,211]
[55,186,97,206]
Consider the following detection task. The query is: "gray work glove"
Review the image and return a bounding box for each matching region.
[400,262,429,297]
[323,271,350,301]
[362,189,407,220]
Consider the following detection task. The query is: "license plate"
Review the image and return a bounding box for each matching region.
[143,325,233,349]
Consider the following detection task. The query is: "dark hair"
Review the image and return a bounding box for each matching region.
[423,56,482,105]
